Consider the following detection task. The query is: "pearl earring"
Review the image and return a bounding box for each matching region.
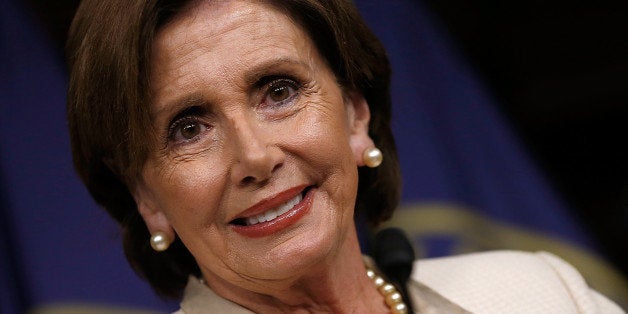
[150,231,172,252]
[363,147,383,168]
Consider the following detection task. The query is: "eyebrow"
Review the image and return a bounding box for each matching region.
[243,57,310,86]
[152,94,205,123]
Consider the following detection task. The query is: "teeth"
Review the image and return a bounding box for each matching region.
[245,193,303,226]
[265,209,278,221]
[248,215,259,225]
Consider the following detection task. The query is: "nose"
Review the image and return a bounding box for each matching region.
[229,115,284,186]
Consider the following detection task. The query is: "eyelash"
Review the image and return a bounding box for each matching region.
[260,77,301,109]
[166,107,207,144]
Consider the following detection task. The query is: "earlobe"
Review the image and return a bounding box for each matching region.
[345,92,376,166]
[133,183,176,250]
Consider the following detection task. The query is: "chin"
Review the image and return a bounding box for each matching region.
[244,209,350,281]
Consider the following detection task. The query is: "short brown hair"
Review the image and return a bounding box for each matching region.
[67,0,400,298]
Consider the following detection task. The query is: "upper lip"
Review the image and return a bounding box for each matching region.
[229,185,308,222]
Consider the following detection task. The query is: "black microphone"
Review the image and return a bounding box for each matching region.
[373,227,415,313]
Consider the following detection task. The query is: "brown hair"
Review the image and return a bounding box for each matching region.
[67,0,400,298]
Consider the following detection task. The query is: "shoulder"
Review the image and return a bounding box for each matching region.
[173,276,254,314]
[412,250,624,313]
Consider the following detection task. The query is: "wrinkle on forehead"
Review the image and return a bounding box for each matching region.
[149,0,321,117]
[152,0,281,67]
[151,2,301,86]
[150,1,259,85]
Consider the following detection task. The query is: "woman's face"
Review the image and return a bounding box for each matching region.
[135,0,374,289]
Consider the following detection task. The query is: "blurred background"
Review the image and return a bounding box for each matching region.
[420,0,628,273]
[2,0,627,312]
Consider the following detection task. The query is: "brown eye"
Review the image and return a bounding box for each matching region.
[167,106,210,144]
[269,85,291,102]
[262,78,299,108]
[180,121,201,140]
[170,118,208,143]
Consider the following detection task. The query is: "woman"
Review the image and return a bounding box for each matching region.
[67,0,623,313]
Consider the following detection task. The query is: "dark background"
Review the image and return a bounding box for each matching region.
[21,0,628,276]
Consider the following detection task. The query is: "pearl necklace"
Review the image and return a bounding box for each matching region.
[366,268,408,314]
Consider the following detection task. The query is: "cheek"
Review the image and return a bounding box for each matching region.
[287,102,359,193]
[143,160,225,227]
[298,103,354,165]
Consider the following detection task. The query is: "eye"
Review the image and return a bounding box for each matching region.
[180,120,203,139]
[261,78,299,108]
[168,117,208,143]
[269,84,292,102]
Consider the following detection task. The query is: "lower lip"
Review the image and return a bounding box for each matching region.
[231,188,315,238]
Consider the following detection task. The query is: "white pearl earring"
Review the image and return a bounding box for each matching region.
[363,147,383,168]
[150,231,172,252]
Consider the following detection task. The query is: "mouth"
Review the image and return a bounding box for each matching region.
[229,186,315,238]
[230,186,312,226]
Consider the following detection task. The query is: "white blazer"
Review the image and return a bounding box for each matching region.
[413,250,624,313]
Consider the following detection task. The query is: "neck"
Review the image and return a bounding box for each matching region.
[202,226,389,313]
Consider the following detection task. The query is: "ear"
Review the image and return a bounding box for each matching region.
[345,92,375,167]
[133,182,176,241]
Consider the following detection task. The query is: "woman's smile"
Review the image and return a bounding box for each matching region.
[243,192,303,226]
[230,186,316,238]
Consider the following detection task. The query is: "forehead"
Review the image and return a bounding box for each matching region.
[151,0,308,71]
[149,0,316,103]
